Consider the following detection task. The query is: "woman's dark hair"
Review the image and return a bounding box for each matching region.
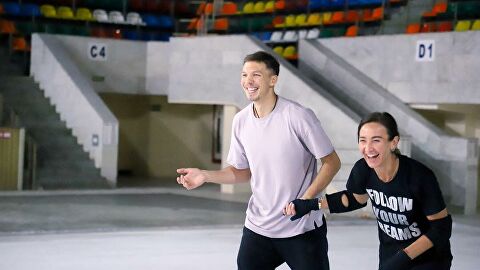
[358,112,401,154]
[243,51,280,76]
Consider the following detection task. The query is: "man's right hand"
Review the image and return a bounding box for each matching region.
[176,168,206,190]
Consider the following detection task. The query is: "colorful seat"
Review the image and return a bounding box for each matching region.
[306,13,322,26]
[56,6,74,19]
[405,23,420,34]
[472,20,480,31]
[76,8,93,21]
[345,25,358,37]
[108,11,125,23]
[126,12,143,25]
[454,20,471,32]
[40,4,56,18]
[93,9,108,22]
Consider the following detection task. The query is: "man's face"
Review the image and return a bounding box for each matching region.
[241,61,277,102]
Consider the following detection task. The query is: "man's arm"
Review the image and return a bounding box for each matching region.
[301,151,341,199]
[176,165,251,190]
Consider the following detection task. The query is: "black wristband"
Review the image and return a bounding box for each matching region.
[290,198,319,221]
[379,249,411,270]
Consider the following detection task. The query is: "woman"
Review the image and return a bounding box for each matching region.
[284,112,452,270]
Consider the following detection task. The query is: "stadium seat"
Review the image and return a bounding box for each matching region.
[364,7,383,22]
[109,11,125,23]
[242,2,254,13]
[254,1,266,13]
[345,10,360,23]
[405,23,420,34]
[222,2,237,15]
[345,25,358,37]
[284,14,296,27]
[283,30,297,41]
[12,36,30,52]
[306,13,322,26]
[264,1,275,12]
[472,20,480,31]
[421,22,436,32]
[272,16,284,28]
[2,2,21,15]
[40,5,56,18]
[294,14,307,26]
[76,8,93,21]
[56,6,74,19]
[273,45,284,55]
[20,3,41,17]
[282,45,297,60]
[298,29,307,39]
[270,31,283,41]
[437,21,453,32]
[126,12,143,25]
[213,18,229,31]
[0,20,16,34]
[454,20,471,32]
[306,28,320,39]
[322,12,332,24]
[93,9,109,22]
[422,2,447,18]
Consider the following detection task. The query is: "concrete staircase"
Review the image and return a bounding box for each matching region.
[381,0,435,34]
[0,75,110,189]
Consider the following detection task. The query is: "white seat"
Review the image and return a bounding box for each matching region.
[108,10,125,23]
[270,31,283,42]
[92,9,108,22]
[306,28,320,39]
[298,29,307,40]
[282,30,298,41]
[126,12,143,25]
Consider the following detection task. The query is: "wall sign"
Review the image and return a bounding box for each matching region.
[415,40,435,62]
[88,43,108,61]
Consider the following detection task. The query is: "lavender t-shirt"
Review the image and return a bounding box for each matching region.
[227,96,334,238]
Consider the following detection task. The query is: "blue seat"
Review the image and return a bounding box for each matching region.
[123,30,142,41]
[20,3,41,17]
[142,14,173,28]
[2,2,21,15]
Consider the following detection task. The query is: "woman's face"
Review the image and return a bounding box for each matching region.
[358,122,398,169]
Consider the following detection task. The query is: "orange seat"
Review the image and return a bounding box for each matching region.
[345,10,359,23]
[187,18,203,31]
[275,0,285,10]
[437,21,453,32]
[0,19,16,34]
[364,7,383,22]
[214,18,229,31]
[420,22,436,32]
[406,23,420,34]
[422,2,447,18]
[12,37,30,52]
[196,2,206,15]
[272,15,284,27]
[326,11,344,25]
[345,25,358,37]
[222,2,237,15]
[204,3,214,15]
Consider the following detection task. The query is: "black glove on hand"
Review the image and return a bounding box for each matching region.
[290,198,319,221]
[379,249,412,270]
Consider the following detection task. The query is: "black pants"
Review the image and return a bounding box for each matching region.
[237,218,329,270]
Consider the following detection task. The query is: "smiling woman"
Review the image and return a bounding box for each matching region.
[286,112,453,270]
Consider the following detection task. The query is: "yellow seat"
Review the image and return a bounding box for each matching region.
[253,1,265,13]
[76,7,92,20]
[242,2,254,13]
[273,46,284,55]
[282,45,297,60]
[322,12,332,24]
[40,4,56,18]
[471,20,480,31]
[284,14,295,27]
[57,6,74,19]
[306,13,322,26]
[265,0,275,12]
[294,14,307,26]
[455,20,471,32]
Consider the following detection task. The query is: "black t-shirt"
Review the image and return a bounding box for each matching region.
[346,155,452,264]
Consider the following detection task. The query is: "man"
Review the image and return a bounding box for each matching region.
[177,51,340,270]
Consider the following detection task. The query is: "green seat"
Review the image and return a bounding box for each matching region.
[15,21,42,35]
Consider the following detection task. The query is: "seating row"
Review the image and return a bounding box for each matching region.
[197,0,389,16]
[422,1,480,21]
[0,3,174,28]
[406,19,480,33]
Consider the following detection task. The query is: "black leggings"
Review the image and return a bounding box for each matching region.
[237,218,329,270]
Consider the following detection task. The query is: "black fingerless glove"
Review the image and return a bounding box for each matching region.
[290,198,319,221]
[379,249,412,270]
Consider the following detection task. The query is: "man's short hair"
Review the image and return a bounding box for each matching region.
[243,51,280,76]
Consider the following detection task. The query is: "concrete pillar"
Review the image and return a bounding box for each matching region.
[220,105,251,194]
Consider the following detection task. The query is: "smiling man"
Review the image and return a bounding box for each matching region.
[177,51,340,270]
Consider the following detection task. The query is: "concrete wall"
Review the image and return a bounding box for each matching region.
[315,32,480,104]
[101,94,220,180]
